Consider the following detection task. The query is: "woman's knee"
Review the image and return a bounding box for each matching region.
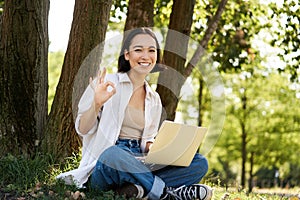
[98,145,133,168]
[192,153,209,176]
[99,146,121,160]
[97,146,121,166]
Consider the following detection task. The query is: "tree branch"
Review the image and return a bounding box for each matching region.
[184,0,228,78]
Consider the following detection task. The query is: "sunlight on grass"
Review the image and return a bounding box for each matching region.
[211,186,300,200]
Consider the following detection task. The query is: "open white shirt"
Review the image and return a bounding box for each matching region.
[57,72,162,187]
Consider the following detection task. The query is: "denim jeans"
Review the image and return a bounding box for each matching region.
[89,138,208,199]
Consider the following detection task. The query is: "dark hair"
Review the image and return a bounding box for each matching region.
[118,27,164,73]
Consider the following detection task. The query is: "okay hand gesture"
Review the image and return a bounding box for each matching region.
[90,67,116,111]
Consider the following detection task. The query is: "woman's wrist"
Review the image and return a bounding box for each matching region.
[93,101,103,116]
[145,142,153,153]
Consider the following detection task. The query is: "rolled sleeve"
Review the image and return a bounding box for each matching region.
[75,113,99,136]
[75,81,99,136]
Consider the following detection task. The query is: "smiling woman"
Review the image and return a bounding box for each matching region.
[57,27,212,200]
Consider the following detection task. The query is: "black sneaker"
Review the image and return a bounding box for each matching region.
[160,184,212,200]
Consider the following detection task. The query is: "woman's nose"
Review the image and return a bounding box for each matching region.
[141,51,149,59]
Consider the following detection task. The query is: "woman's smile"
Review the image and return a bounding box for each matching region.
[138,62,151,67]
[124,34,157,74]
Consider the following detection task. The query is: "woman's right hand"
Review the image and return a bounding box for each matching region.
[90,67,116,112]
[78,68,116,134]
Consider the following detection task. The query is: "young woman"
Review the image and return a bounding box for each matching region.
[58,28,212,200]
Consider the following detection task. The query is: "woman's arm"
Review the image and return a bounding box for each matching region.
[78,68,116,135]
[78,100,103,135]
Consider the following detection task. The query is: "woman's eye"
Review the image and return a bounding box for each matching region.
[134,49,142,52]
[149,49,156,52]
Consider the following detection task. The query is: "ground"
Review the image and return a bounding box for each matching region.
[1,184,300,200]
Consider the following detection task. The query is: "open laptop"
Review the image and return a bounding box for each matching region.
[143,120,207,167]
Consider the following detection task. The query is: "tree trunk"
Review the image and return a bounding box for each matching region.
[241,122,247,188]
[42,0,112,161]
[198,77,204,126]
[0,0,49,156]
[124,0,154,31]
[241,91,247,188]
[123,0,155,50]
[156,0,228,121]
[248,151,254,193]
[156,0,195,120]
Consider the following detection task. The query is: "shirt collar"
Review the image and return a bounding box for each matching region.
[117,72,156,98]
[144,81,156,98]
[118,72,131,83]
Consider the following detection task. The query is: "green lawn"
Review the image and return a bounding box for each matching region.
[2,184,299,199]
[1,154,299,199]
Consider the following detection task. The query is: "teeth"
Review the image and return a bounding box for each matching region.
[139,63,150,66]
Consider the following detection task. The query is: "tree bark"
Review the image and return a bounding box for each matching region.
[124,0,154,31]
[0,0,49,156]
[43,0,112,160]
[156,0,196,121]
[156,0,228,121]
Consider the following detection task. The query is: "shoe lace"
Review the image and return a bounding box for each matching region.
[166,185,198,200]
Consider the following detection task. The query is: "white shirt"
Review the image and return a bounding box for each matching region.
[57,72,162,187]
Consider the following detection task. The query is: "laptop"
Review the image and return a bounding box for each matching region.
[143,120,207,167]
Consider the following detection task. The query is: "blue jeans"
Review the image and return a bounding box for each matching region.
[89,138,208,199]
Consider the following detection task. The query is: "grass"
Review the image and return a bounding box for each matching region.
[211,186,300,200]
[0,154,54,191]
[0,154,299,200]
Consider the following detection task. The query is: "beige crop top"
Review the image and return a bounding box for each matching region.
[119,106,145,140]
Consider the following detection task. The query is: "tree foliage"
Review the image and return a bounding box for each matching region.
[269,0,300,81]
[210,68,300,188]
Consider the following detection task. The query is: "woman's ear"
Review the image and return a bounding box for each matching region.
[124,49,129,61]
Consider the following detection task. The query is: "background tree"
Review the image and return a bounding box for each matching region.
[42,0,113,160]
[203,0,266,189]
[210,69,300,189]
[171,0,300,190]
[0,0,49,156]
[251,73,300,187]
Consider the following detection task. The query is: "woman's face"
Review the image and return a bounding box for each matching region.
[124,34,157,75]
